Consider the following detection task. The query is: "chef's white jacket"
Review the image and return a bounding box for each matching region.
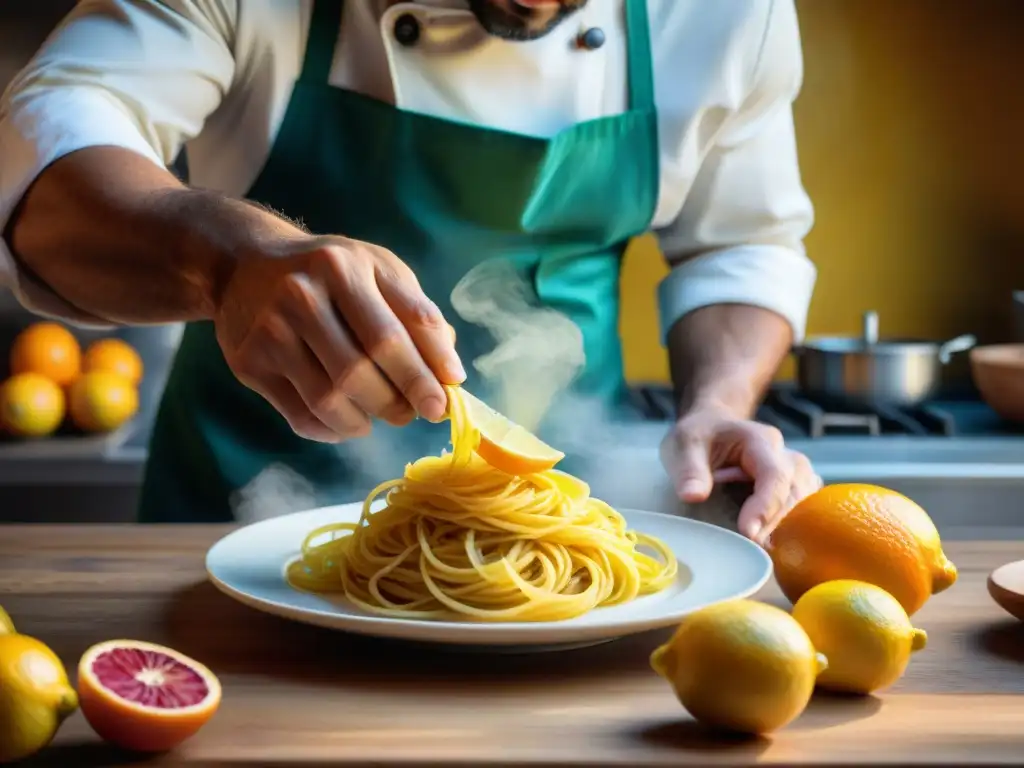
[0,0,817,342]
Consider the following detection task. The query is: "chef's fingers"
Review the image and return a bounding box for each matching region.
[377,265,467,387]
[323,328,417,429]
[229,313,341,442]
[778,451,823,520]
[278,274,414,427]
[790,450,823,496]
[733,429,791,544]
[276,337,376,439]
[714,454,821,488]
[720,449,822,542]
[712,466,750,484]
[249,373,341,444]
[319,251,447,423]
[662,427,714,503]
[718,452,820,490]
[253,312,376,439]
[758,450,799,533]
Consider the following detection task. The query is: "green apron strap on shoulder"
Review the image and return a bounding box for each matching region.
[625,0,655,112]
[301,0,345,83]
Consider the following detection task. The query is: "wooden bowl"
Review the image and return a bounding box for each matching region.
[970,344,1024,424]
[988,560,1024,621]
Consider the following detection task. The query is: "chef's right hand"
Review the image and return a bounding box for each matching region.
[213,235,465,443]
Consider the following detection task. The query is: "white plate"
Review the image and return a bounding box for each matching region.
[206,504,772,650]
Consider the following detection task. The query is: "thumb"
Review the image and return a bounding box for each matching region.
[669,431,714,503]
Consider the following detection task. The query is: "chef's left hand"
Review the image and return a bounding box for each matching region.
[659,404,822,545]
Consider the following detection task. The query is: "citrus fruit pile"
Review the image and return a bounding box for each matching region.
[0,606,220,762]
[0,322,142,439]
[650,483,954,735]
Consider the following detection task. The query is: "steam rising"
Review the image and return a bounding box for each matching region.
[230,259,665,523]
[449,259,585,434]
[231,461,317,525]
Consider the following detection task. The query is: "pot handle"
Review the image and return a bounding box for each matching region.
[862,310,880,345]
[937,334,977,364]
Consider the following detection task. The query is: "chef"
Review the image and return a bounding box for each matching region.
[0,0,821,542]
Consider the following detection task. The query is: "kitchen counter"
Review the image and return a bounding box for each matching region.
[3,422,1024,527]
[4,525,1024,766]
[6,433,1024,486]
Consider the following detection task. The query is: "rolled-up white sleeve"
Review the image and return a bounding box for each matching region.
[0,0,237,319]
[655,0,816,343]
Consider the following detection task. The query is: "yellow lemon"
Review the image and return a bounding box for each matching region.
[791,579,928,695]
[650,599,828,734]
[0,373,66,438]
[68,371,138,433]
[0,606,14,636]
[0,634,79,763]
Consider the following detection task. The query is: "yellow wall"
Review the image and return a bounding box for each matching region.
[621,0,1024,384]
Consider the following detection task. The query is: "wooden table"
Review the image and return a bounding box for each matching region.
[4,525,1024,766]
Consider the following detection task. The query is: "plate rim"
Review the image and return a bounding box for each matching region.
[205,504,773,646]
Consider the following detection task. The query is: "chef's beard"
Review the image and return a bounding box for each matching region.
[468,0,588,41]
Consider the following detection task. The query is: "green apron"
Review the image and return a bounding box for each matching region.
[138,0,659,523]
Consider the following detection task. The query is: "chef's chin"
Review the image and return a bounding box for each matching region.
[468,0,588,41]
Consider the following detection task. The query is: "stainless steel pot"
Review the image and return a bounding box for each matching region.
[794,311,976,410]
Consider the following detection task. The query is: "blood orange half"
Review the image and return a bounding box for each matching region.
[77,640,221,753]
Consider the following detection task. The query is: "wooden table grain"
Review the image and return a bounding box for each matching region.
[3,524,1024,767]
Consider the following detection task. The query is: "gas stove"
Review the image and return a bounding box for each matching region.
[562,384,1024,536]
[628,383,1023,440]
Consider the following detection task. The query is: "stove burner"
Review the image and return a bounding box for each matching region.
[760,389,957,438]
[628,384,1012,439]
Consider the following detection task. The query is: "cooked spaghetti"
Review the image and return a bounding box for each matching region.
[286,386,678,621]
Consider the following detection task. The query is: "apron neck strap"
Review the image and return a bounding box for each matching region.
[302,0,654,113]
[624,0,655,113]
[301,0,345,83]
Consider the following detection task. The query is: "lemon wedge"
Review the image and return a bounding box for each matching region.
[458,388,564,476]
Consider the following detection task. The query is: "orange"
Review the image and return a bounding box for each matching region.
[454,387,564,476]
[0,373,66,437]
[82,338,144,386]
[0,633,79,763]
[77,640,221,753]
[9,322,81,387]
[68,371,139,433]
[768,483,957,616]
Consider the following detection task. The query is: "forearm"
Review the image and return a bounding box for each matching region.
[4,146,304,325]
[667,303,793,419]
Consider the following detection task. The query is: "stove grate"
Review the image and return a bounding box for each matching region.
[628,384,976,439]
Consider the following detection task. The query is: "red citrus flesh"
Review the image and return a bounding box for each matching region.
[91,647,210,708]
